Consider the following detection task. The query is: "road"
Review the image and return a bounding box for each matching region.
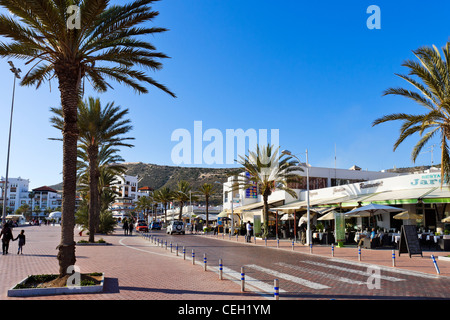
[147,230,450,300]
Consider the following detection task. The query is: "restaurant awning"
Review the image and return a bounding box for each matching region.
[270,196,352,213]
[232,199,284,213]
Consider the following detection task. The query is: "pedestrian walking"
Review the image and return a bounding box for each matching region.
[128,220,134,236]
[14,230,26,254]
[123,219,129,235]
[1,223,15,255]
[246,221,253,242]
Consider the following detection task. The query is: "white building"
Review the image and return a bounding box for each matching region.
[109,174,151,220]
[31,186,62,217]
[0,177,31,214]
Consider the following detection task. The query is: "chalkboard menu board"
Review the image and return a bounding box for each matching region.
[398,225,422,258]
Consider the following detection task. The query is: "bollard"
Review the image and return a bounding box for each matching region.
[358,246,361,261]
[292,240,295,251]
[183,246,186,260]
[254,236,256,244]
[219,259,223,280]
[241,267,245,292]
[192,249,195,265]
[392,250,396,267]
[165,240,167,250]
[331,244,334,257]
[265,237,267,246]
[236,234,239,242]
[203,253,207,271]
[277,238,280,248]
[310,243,313,254]
[274,279,279,300]
[176,243,179,256]
[170,242,173,253]
[431,255,440,275]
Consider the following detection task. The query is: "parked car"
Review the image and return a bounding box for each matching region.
[136,222,149,232]
[167,221,185,235]
[150,222,161,230]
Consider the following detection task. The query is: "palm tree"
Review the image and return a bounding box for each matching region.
[236,144,302,239]
[153,187,174,223]
[373,42,450,184]
[173,181,193,221]
[135,195,152,222]
[0,0,175,276]
[198,183,216,228]
[50,97,134,242]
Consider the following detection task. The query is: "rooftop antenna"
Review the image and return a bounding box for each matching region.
[420,144,436,166]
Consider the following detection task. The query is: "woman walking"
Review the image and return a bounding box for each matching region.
[0,223,15,255]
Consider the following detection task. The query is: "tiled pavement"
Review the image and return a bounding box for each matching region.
[1,225,449,300]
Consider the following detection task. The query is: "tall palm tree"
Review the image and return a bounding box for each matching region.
[50,97,134,242]
[153,187,174,223]
[373,42,450,184]
[198,183,216,228]
[173,180,193,221]
[236,144,302,238]
[135,195,152,222]
[0,0,175,276]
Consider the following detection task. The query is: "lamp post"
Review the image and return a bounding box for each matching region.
[2,61,21,221]
[282,149,311,245]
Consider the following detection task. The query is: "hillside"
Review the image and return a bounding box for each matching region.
[50,162,241,205]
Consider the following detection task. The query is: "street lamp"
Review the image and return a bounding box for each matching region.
[2,61,21,221]
[282,149,311,245]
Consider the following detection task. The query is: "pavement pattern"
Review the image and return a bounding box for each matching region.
[1,225,449,301]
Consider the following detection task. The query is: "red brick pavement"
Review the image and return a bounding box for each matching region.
[1,226,449,301]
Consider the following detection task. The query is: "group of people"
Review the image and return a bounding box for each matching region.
[0,223,26,255]
[122,218,135,236]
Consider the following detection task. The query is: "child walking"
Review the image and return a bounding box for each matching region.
[14,230,26,254]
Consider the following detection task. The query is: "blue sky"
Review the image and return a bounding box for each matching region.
[0,0,449,189]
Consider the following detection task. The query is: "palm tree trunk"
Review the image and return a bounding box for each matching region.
[205,195,209,228]
[88,145,100,243]
[178,202,184,220]
[56,69,80,278]
[262,191,270,239]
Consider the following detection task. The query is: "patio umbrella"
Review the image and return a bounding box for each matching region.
[318,210,338,221]
[345,203,403,228]
[393,211,423,220]
[442,216,450,223]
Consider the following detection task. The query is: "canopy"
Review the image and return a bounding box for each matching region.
[318,210,339,221]
[48,211,62,218]
[393,211,423,220]
[345,203,403,218]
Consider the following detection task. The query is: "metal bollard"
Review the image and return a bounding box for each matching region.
[176,243,179,256]
[240,267,245,292]
[170,242,173,253]
[331,244,334,257]
[358,246,361,261]
[310,243,313,254]
[274,279,279,300]
[203,253,207,271]
[392,250,396,267]
[254,236,256,244]
[192,249,195,265]
[219,259,223,280]
[265,237,267,246]
[277,238,280,248]
[431,255,440,275]
[183,246,186,260]
[165,240,167,250]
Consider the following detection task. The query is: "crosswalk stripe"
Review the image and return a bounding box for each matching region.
[276,262,367,285]
[246,264,330,290]
[303,260,405,282]
[210,266,286,294]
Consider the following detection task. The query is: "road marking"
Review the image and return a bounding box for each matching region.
[246,264,330,289]
[276,262,367,285]
[210,266,286,296]
[303,260,405,282]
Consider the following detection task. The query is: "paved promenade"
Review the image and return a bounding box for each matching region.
[1,224,449,300]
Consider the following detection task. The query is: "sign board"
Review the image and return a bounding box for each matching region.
[398,225,422,257]
[335,212,346,245]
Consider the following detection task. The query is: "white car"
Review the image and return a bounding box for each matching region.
[167,221,185,235]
